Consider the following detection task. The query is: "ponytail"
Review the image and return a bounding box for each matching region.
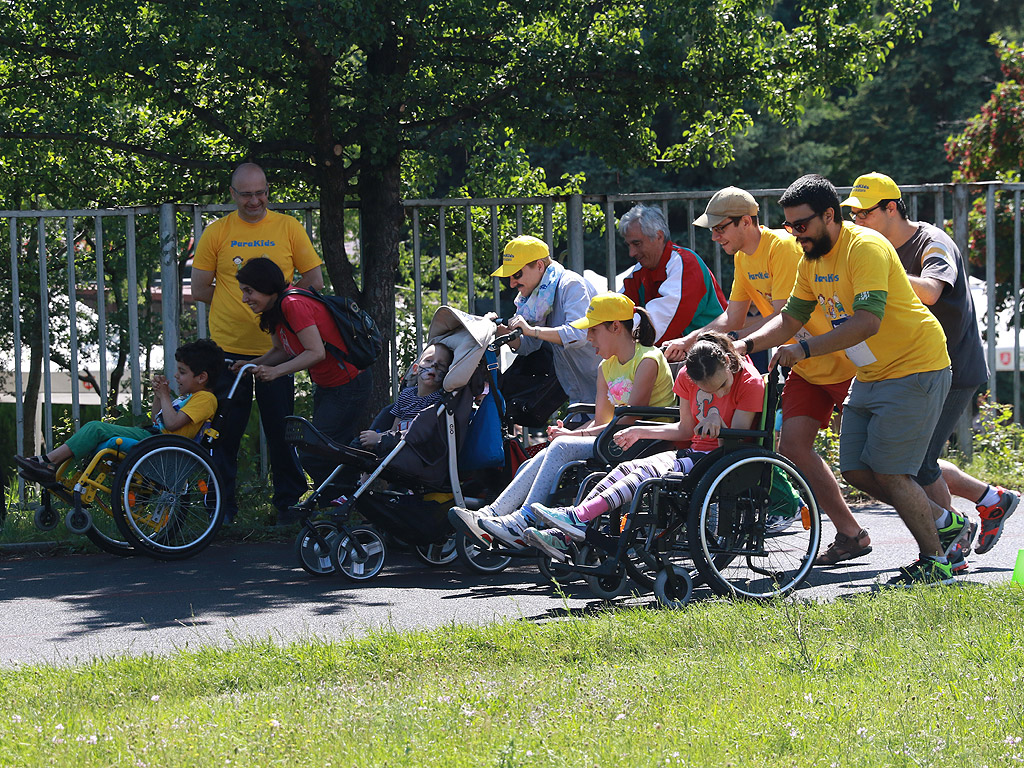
[630,307,656,347]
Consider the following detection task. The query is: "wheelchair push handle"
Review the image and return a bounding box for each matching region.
[225,361,258,400]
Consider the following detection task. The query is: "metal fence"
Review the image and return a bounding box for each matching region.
[3,181,1022,466]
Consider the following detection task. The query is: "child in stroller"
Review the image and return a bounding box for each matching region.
[284,306,525,581]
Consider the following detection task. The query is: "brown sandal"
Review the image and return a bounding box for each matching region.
[814,528,872,566]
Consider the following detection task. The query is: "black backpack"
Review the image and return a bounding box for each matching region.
[281,287,383,370]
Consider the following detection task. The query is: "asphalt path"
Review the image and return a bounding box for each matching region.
[2,496,1021,668]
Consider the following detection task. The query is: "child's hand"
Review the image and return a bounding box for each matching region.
[612,426,643,450]
[695,413,724,438]
[151,375,171,397]
[358,430,381,448]
[546,419,572,440]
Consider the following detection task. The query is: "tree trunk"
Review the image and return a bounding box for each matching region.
[21,338,42,454]
[358,152,404,417]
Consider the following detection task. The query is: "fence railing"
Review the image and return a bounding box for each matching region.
[3,182,1022,468]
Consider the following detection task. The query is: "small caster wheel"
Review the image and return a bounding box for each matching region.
[66,507,93,535]
[34,504,60,532]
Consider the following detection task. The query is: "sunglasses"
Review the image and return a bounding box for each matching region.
[782,212,822,235]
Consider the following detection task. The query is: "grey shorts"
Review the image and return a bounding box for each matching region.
[916,386,977,486]
[839,367,952,476]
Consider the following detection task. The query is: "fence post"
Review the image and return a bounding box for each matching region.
[567,194,584,274]
[159,203,179,379]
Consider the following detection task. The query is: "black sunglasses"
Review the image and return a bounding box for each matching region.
[782,212,822,235]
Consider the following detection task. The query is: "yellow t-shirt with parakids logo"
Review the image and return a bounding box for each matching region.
[790,224,949,382]
[193,210,321,355]
[731,227,856,385]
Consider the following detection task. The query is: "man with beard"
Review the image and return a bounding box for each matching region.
[663,187,863,561]
[737,174,961,587]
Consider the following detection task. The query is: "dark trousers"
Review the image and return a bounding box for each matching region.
[302,369,375,490]
[214,355,307,520]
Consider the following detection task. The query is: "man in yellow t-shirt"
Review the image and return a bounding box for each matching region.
[664,186,863,561]
[191,162,324,524]
[740,174,959,588]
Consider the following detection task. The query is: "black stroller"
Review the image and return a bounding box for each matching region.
[283,306,530,581]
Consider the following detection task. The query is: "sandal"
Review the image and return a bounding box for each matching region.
[814,528,872,566]
[14,454,58,484]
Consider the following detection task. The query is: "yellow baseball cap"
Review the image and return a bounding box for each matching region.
[491,235,549,277]
[570,292,637,329]
[841,172,902,209]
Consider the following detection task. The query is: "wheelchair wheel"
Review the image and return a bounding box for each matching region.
[653,564,693,609]
[578,544,629,600]
[333,527,387,581]
[295,521,341,576]
[455,533,513,574]
[535,540,580,586]
[111,436,224,560]
[413,533,459,567]
[688,448,820,600]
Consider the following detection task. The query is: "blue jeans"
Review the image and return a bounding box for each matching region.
[213,355,307,520]
[302,369,374,488]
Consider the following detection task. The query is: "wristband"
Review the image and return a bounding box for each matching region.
[799,339,811,359]
[743,338,754,356]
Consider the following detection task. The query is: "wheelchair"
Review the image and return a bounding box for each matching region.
[542,368,822,606]
[29,366,248,560]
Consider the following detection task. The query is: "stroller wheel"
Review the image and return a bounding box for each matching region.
[295,521,341,576]
[333,527,387,582]
[455,533,512,574]
[414,534,459,567]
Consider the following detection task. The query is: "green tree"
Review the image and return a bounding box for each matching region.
[2,0,935,411]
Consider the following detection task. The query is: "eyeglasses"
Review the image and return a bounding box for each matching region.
[231,186,269,200]
[849,203,885,222]
[782,212,822,235]
[711,217,742,236]
[510,268,524,280]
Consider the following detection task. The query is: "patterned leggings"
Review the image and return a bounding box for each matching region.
[576,450,704,521]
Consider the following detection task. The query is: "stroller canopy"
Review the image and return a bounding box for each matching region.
[427,306,497,392]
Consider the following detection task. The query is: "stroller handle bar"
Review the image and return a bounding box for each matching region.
[490,328,523,350]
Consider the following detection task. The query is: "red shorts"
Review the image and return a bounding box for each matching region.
[780,371,853,430]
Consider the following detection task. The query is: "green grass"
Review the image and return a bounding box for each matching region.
[2,586,1023,767]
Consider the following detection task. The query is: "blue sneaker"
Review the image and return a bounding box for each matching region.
[523,527,569,562]
[529,503,587,542]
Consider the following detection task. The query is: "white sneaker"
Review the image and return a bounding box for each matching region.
[448,506,493,547]
[480,511,529,549]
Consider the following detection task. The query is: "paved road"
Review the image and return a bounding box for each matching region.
[2,497,1021,667]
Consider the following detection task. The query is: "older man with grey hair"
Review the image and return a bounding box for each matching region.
[618,203,727,346]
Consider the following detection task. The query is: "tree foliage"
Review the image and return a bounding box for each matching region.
[1,0,936,410]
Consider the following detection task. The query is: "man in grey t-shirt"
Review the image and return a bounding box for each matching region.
[845,172,1019,561]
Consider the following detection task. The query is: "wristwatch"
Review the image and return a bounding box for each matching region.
[726,331,739,341]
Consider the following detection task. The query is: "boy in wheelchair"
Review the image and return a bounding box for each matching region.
[524,331,765,561]
[15,339,223,484]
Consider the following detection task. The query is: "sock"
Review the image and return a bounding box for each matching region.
[576,496,611,523]
[976,486,1001,508]
[935,509,953,529]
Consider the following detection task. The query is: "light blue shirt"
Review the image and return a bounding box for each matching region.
[516,269,600,405]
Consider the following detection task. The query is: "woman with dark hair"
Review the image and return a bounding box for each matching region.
[234,258,372,506]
